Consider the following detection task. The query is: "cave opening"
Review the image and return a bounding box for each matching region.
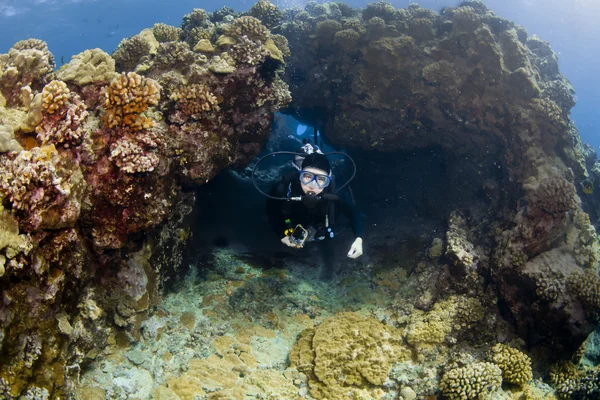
[183,113,506,281]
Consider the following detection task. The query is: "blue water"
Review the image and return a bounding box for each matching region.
[0,0,597,151]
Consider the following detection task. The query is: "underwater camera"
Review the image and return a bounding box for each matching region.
[290,224,309,247]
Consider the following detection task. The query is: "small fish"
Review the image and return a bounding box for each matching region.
[60,56,64,65]
[581,178,594,195]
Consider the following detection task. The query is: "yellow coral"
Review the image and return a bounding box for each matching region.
[405,295,484,349]
[439,362,502,400]
[101,72,161,130]
[490,343,533,385]
[289,312,409,400]
[41,80,70,114]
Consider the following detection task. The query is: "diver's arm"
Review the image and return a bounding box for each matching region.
[337,198,364,258]
[337,198,364,238]
[266,181,289,237]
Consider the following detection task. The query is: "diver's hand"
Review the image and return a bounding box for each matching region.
[281,236,303,249]
[347,237,363,259]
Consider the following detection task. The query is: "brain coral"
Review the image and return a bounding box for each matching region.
[289,312,409,400]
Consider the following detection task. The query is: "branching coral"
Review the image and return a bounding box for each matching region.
[528,176,579,215]
[362,1,397,22]
[170,83,220,117]
[228,16,270,42]
[112,32,156,72]
[229,35,270,65]
[101,72,161,130]
[36,86,88,148]
[439,362,502,400]
[40,80,70,114]
[489,343,532,385]
[56,48,118,86]
[551,363,600,400]
[109,136,159,174]
[0,146,79,230]
[271,34,291,58]
[152,23,182,43]
[249,0,282,29]
[567,269,600,313]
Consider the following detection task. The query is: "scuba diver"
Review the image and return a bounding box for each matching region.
[254,141,363,278]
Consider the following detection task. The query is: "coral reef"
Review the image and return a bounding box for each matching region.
[249,0,283,29]
[151,23,182,43]
[290,312,409,399]
[489,343,533,385]
[279,0,597,364]
[56,49,118,86]
[101,72,160,130]
[439,362,502,400]
[0,1,598,399]
[0,5,290,395]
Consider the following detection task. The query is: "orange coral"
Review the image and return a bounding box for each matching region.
[101,72,161,130]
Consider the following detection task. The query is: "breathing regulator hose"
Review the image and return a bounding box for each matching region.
[251,151,356,201]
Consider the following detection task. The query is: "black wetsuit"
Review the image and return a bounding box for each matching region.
[266,170,363,245]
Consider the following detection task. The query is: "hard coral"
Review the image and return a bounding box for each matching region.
[101,72,161,131]
[529,177,579,215]
[0,146,81,231]
[152,23,182,43]
[289,312,409,400]
[0,39,54,106]
[36,85,88,148]
[567,269,600,313]
[362,1,397,22]
[40,80,70,114]
[56,49,118,86]
[229,35,270,65]
[109,136,159,174]
[489,343,532,385]
[229,16,270,42]
[170,83,220,117]
[439,362,502,400]
[249,0,283,29]
[112,32,156,72]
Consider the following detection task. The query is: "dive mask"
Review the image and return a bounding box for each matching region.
[299,170,331,188]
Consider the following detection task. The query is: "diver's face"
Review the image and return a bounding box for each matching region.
[300,167,328,195]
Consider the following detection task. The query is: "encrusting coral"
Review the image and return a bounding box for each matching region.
[290,312,410,400]
[101,72,161,130]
